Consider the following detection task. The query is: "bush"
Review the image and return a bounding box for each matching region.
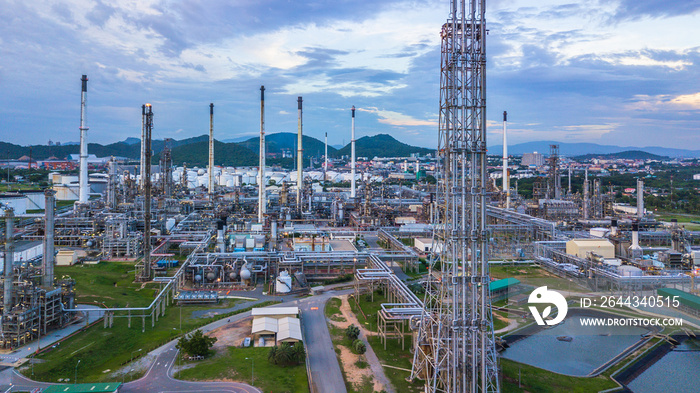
[352,339,366,354]
[176,329,217,357]
[268,342,305,366]
[345,324,360,341]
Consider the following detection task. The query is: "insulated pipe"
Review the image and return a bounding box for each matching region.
[351,106,356,199]
[502,111,509,209]
[258,86,266,224]
[4,209,14,313]
[43,190,55,287]
[78,75,89,205]
[209,103,215,198]
[297,97,303,213]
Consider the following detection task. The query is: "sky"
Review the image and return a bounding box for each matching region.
[0,0,698,150]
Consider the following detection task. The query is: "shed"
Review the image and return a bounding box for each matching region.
[251,307,299,319]
[489,278,521,293]
[42,382,121,393]
[56,250,79,266]
[566,239,615,259]
[657,288,700,314]
[277,317,302,343]
[252,317,279,335]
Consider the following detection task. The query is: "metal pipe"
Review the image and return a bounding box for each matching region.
[258,86,266,224]
[351,106,356,199]
[43,190,55,287]
[209,103,215,198]
[4,209,14,313]
[297,96,303,213]
[78,75,89,205]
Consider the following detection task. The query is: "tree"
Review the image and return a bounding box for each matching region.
[176,329,217,357]
[345,324,360,341]
[292,342,305,363]
[269,343,305,366]
[353,339,366,354]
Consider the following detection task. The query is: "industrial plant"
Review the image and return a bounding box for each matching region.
[1,1,698,393]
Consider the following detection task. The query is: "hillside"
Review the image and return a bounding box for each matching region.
[240,132,336,157]
[333,134,434,158]
[489,141,700,158]
[169,140,258,167]
[574,150,668,161]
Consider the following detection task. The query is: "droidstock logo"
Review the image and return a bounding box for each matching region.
[528,286,568,326]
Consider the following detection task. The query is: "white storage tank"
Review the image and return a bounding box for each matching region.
[276,271,293,293]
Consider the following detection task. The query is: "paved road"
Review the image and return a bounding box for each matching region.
[299,291,352,393]
[8,287,354,393]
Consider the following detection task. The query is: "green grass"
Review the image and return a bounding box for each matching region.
[55,262,158,308]
[500,358,617,393]
[655,211,700,230]
[367,336,423,393]
[24,300,279,383]
[325,297,346,322]
[490,265,588,293]
[178,346,308,393]
[348,292,387,332]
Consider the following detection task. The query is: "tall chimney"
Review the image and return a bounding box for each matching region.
[43,190,55,287]
[142,104,153,281]
[297,96,303,213]
[637,178,644,219]
[78,75,89,205]
[140,104,146,189]
[583,170,589,220]
[209,103,215,198]
[4,209,14,313]
[258,86,266,224]
[324,132,328,183]
[502,111,509,209]
[351,106,356,199]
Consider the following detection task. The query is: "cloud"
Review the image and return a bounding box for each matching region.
[627,93,700,111]
[358,107,437,126]
[613,0,700,21]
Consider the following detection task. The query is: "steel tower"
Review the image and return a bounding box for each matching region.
[411,0,500,392]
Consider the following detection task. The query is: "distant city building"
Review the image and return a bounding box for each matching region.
[694,174,700,180]
[522,152,545,167]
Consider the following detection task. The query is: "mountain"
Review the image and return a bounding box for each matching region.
[169,140,258,167]
[489,141,700,158]
[331,144,343,150]
[122,137,140,145]
[221,136,257,143]
[240,132,337,157]
[333,134,435,158]
[574,150,668,160]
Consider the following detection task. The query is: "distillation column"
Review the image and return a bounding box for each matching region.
[141,104,154,281]
[43,190,55,287]
[502,111,509,209]
[3,209,14,313]
[637,178,644,219]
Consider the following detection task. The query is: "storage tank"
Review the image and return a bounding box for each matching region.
[240,266,251,280]
[275,271,293,293]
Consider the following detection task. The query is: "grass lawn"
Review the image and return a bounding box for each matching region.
[655,211,700,230]
[55,262,159,308]
[178,346,308,393]
[490,265,588,293]
[24,300,278,383]
[500,358,617,393]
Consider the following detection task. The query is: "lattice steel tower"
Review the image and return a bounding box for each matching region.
[411,0,500,392]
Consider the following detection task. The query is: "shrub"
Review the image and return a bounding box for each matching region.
[176,329,217,357]
[345,324,360,341]
[352,339,366,354]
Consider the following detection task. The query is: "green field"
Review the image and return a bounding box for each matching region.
[490,265,588,294]
[655,211,700,230]
[23,299,279,383]
[178,346,308,393]
[55,262,159,308]
[500,359,617,392]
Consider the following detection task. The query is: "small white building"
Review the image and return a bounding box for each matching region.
[415,237,443,253]
[0,241,43,263]
[566,239,615,259]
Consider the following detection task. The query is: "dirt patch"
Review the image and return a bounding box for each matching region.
[208,317,253,350]
[330,295,377,337]
[337,343,384,391]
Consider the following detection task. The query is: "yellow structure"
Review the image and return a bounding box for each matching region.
[566,239,615,259]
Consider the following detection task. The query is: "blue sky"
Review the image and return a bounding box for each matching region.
[1,0,698,149]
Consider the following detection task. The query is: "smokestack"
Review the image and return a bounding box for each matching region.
[568,165,572,195]
[637,178,644,219]
[297,96,303,213]
[502,111,509,209]
[583,168,589,220]
[209,103,215,198]
[43,190,55,287]
[4,209,14,313]
[142,103,153,281]
[258,86,266,224]
[78,75,89,205]
[324,132,328,183]
[107,158,116,208]
[140,104,146,189]
[351,106,356,199]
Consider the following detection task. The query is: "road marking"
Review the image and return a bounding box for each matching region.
[310,307,318,310]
